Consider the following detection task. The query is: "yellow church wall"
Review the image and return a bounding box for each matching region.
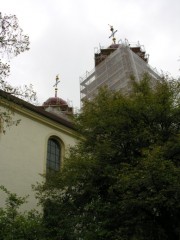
[0,104,78,210]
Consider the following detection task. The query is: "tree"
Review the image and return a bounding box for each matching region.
[0,12,36,133]
[35,74,180,240]
[0,186,44,240]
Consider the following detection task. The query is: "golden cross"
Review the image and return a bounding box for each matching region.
[53,75,60,97]
[108,25,118,44]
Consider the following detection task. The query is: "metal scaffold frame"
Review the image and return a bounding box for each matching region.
[80,44,160,102]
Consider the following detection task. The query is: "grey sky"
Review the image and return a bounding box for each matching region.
[1,0,180,108]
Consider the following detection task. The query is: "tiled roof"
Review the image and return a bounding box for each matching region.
[0,89,75,130]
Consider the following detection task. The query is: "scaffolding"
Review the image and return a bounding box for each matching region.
[80,43,160,102]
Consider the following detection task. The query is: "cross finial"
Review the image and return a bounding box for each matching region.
[53,75,60,97]
[108,25,117,44]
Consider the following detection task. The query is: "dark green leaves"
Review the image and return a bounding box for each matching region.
[36,75,180,240]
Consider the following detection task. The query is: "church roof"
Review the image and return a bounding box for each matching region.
[43,97,68,106]
[108,44,120,49]
[0,89,75,130]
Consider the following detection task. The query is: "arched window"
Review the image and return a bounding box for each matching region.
[46,137,61,172]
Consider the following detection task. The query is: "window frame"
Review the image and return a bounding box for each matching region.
[46,137,61,172]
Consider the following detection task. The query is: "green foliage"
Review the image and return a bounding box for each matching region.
[0,12,30,88]
[0,12,36,133]
[36,74,180,240]
[0,186,44,240]
[0,12,29,57]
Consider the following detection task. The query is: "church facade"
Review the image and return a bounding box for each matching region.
[0,89,79,210]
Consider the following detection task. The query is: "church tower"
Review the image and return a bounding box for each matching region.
[80,26,160,102]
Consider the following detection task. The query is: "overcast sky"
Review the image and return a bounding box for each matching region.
[1,0,180,108]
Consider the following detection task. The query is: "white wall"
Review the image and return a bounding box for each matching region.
[0,108,78,210]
